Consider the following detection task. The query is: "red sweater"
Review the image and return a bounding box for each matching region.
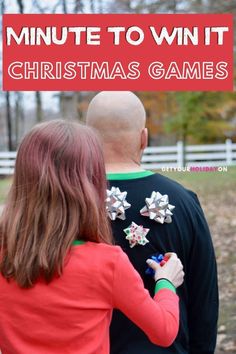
[0,242,179,354]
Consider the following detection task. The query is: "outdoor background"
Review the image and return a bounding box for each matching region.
[0,0,236,353]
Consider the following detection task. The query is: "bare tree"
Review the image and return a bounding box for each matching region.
[1,0,5,14]
[170,0,177,13]
[1,0,13,150]
[109,0,134,13]
[33,0,61,14]
[97,0,103,13]
[16,0,24,13]
[19,0,44,123]
[186,0,236,13]
[90,0,95,13]
[74,0,84,13]
[14,92,24,147]
[36,91,43,123]
[73,0,85,119]
[108,0,181,14]
[6,92,13,151]
[62,0,68,14]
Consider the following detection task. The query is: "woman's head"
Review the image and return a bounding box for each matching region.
[0,120,112,288]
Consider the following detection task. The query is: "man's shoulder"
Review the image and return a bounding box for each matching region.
[108,172,197,205]
[150,172,188,191]
[152,173,197,201]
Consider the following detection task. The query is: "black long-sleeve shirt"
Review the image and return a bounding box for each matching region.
[108,171,219,354]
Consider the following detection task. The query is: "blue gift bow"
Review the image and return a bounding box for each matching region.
[145,254,164,276]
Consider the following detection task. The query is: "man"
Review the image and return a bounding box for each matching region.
[86,91,218,354]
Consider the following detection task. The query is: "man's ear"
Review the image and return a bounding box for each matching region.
[141,128,148,150]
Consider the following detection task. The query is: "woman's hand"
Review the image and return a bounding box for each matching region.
[146,253,184,288]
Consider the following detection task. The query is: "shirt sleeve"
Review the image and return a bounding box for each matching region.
[112,248,179,347]
[187,192,219,354]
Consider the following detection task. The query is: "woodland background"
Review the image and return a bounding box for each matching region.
[0,0,236,150]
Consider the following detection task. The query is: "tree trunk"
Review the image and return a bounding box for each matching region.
[62,0,67,14]
[75,92,83,121]
[14,92,24,148]
[90,0,95,13]
[171,0,177,13]
[16,0,24,13]
[74,0,83,13]
[1,0,5,14]
[15,92,20,148]
[124,0,132,11]
[35,91,43,123]
[97,0,103,13]
[6,92,13,151]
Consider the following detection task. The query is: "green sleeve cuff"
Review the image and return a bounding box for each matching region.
[154,279,176,294]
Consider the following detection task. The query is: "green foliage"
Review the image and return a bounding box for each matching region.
[164,91,236,143]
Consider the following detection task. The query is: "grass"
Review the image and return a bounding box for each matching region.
[0,178,12,204]
[159,166,236,195]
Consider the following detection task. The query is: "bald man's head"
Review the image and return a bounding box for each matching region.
[86,91,147,163]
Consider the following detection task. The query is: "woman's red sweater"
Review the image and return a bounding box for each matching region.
[0,242,179,354]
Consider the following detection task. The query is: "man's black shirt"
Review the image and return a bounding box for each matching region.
[108,171,218,354]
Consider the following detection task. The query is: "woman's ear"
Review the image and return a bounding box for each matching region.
[141,128,148,151]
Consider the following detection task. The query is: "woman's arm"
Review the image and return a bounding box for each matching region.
[112,249,179,347]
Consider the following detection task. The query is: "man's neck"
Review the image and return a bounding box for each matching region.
[105,162,144,173]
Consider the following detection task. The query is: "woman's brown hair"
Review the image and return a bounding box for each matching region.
[0,120,112,288]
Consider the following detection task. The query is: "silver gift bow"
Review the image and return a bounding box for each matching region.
[106,187,131,220]
[140,191,175,224]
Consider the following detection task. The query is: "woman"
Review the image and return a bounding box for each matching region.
[0,120,184,354]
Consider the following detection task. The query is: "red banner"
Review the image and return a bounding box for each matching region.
[2,14,234,91]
